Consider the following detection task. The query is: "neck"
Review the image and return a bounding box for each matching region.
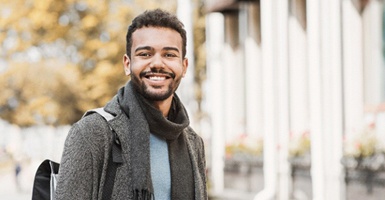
[152,95,173,117]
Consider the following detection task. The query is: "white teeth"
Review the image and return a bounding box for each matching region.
[149,76,165,81]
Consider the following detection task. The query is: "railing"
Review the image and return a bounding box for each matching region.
[342,153,385,194]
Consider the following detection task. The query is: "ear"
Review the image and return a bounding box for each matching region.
[123,54,131,76]
[182,58,188,77]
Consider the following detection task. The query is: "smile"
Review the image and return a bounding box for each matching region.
[148,76,167,81]
[141,71,175,80]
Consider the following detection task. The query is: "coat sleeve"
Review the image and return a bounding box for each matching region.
[186,127,208,200]
[55,121,98,200]
[197,136,208,199]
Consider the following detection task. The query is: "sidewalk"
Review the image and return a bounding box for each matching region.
[0,160,36,200]
[210,189,257,200]
[0,171,32,200]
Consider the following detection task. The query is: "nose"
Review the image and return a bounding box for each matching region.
[150,54,164,68]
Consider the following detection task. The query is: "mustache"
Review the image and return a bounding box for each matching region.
[140,69,176,79]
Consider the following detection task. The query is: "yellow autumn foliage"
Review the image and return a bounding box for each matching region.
[82,15,99,29]
[0,0,206,127]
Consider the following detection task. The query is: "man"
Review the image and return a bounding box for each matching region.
[55,9,207,200]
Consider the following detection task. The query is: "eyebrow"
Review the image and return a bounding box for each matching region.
[134,46,153,53]
[134,46,180,53]
[163,47,180,52]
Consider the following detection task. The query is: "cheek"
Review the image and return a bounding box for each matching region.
[165,61,185,75]
[130,60,149,72]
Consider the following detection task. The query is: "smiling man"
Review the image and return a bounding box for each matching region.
[125,26,187,114]
[55,9,207,200]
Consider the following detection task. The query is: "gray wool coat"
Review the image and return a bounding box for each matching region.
[55,95,208,200]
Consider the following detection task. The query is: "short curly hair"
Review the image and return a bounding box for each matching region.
[125,9,187,58]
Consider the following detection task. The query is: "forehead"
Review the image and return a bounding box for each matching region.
[131,27,183,50]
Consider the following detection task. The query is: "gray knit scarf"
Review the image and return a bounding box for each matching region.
[117,81,194,200]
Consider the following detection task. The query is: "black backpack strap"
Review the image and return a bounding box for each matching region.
[84,108,123,200]
[102,137,120,200]
[32,159,60,200]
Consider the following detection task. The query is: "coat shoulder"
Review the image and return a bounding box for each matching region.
[184,126,205,149]
[65,112,114,155]
[185,126,202,140]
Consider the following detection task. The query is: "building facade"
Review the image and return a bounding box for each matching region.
[203,0,385,199]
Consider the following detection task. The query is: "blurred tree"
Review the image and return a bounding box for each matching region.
[0,0,177,126]
[192,0,206,122]
[0,62,84,126]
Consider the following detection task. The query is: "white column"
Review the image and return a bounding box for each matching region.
[307,0,325,200]
[362,1,383,106]
[362,0,385,135]
[276,1,291,200]
[177,0,197,126]
[288,6,309,134]
[308,0,345,199]
[223,13,245,142]
[342,0,365,133]
[254,0,279,199]
[245,4,263,138]
[205,12,225,195]
[244,39,263,137]
[324,0,345,199]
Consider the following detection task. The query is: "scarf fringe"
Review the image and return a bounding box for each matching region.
[133,189,154,200]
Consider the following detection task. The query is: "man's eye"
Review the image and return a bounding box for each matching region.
[139,53,151,57]
[165,53,176,57]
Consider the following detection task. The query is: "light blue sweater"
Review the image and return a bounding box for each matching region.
[150,134,171,200]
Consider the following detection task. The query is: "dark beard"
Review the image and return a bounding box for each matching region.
[130,73,181,101]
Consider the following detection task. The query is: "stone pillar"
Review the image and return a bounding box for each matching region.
[289,0,309,134]
[177,0,197,126]
[276,1,291,200]
[361,0,385,138]
[254,0,280,199]
[323,0,345,199]
[205,12,225,195]
[223,12,246,142]
[307,0,345,199]
[244,4,263,138]
[342,0,365,133]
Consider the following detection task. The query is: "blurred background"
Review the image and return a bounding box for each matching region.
[1,0,385,200]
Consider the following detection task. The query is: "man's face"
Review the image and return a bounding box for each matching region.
[123,27,188,101]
